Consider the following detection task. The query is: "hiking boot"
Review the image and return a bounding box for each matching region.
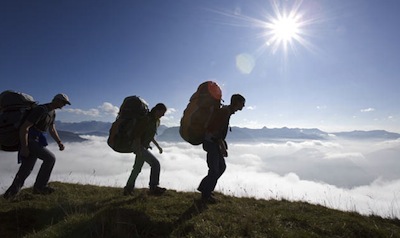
[201,194,217,204]
[123,187,134,196]
[33,186,55,195]
[3,186,19,200]
[149,186,166,196]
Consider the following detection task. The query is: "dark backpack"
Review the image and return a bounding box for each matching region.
[107,96,149,153]
[0,90,38,151]
[180,81,222,145]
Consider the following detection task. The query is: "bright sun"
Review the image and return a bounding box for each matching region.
[263,0,309,54]
[271,16,300,42]
[212,0,316,72]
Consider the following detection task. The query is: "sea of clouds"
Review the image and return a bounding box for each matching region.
[1,136,399,219]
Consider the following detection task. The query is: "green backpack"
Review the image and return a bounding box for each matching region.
[0,90,38,151]
[107,96,149,153]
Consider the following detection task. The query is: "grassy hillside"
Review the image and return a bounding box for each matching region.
[1,182,399,238]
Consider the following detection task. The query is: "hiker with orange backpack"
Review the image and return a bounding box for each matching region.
[180,82,245,203]
[197,94,245,203]
[3,93,71,199]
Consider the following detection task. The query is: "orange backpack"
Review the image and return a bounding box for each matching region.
[180,81,222,145]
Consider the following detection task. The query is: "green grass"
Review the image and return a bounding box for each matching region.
[1,182,399,238]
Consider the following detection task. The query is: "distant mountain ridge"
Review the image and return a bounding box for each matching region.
[45,130,87,143]
[56,121,111,136]
[54,121,400,143]
[157,126,400,142]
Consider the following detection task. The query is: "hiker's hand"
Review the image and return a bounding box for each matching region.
[158,147,163,154]
[136,148,143,157]
[20,146,29,158]
[218,139,228,157]
[58,142,65,151]
[223,140,228,150]
[133,139,143,156]
[221,149,228,157]
[132,139,140,153]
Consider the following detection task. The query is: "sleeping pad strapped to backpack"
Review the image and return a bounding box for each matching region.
[180,81,222,145]
[107,96,149,153]
[0,90,38,151]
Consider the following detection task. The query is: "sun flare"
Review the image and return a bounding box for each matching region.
[270,15,300,43]
[263,0,310,54]
[209,0,317,65]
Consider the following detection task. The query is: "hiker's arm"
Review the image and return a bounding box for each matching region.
[152,138,163,154]
[132,117,148,138]
[19,120,33,157]
[49,124,64,151]
[218,139,228,157]
[132,118,148,155]
[207,109,230,140]
[132,131,143,156]
[132,138,142,156]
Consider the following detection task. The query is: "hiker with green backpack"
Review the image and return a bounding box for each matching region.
[3,93,71,200]
[107,97,167,196]
[124,103,167,196]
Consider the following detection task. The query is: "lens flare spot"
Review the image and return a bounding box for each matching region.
[236,53,255,74]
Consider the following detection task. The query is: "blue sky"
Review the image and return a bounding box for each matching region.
[1,0,399,132]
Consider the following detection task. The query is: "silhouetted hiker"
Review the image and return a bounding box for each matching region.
[124,103,167,196]
[198,94,245,203]
[3,94,71,199]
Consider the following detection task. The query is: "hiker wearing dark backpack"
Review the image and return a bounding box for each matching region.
[3,94,71,199]
[198,94,245,203]
[123,103,167,196]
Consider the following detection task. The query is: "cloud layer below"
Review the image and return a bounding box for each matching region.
[1,136,399,219]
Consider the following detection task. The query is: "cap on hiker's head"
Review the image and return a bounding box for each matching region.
[53,93,71,105]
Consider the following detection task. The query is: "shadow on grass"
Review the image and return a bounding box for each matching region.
[0,207,66,238]
[0,191,143,238]
[64,207,172,238]
[170,198,209,236]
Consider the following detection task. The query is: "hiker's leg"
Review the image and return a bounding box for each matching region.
[126,153,145,190]
[30,141,56,189]
[208,155,226,192]
[141,148,160,187]
[217,156,226,179]
[198,140,220,197]
[6,154,37,194]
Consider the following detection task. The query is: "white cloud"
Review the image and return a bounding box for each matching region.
[361,108,375,112]
[166,108,177,115]
[64,108,100,117]
[161,108,180,127]
[63,102,119,119]
[99,102,119,117]
[247,106,256,110]
[1,137,399,219]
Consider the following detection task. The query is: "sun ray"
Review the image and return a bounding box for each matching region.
[205,0,321,70]
[262,0,309,55]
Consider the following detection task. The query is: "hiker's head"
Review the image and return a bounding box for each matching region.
[52,93,71,108]
[151,103,167,119]
[230,94,245,112]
